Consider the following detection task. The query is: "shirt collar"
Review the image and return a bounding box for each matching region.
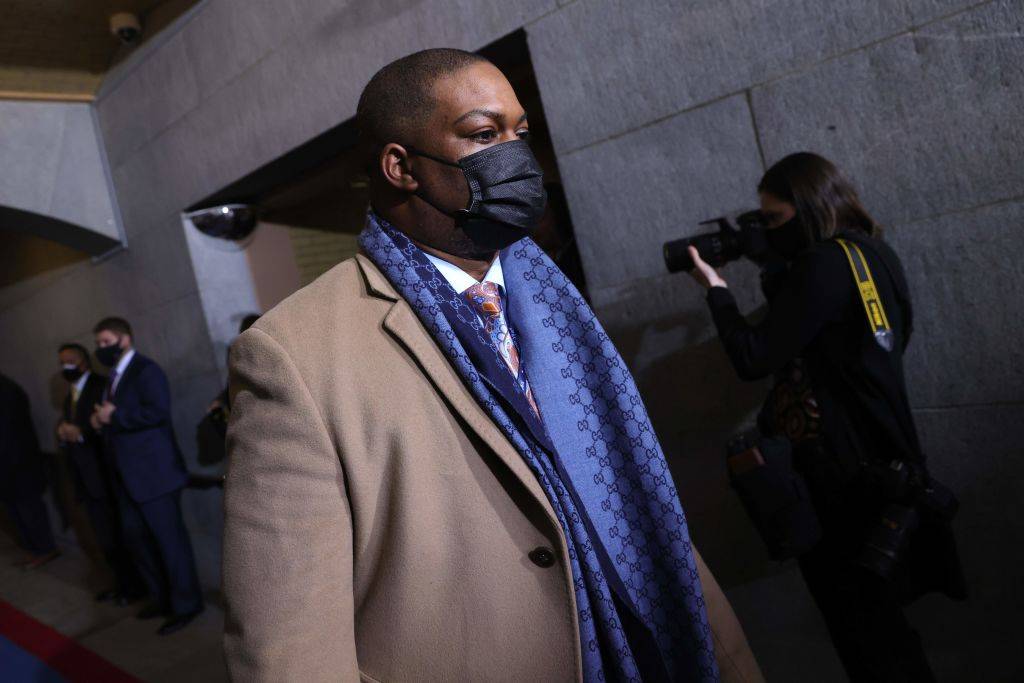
[423,251,505,295]
[73,370,90,393]
[114,348,136,376]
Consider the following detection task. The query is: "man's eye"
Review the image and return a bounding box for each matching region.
[471,130,498,142]
[517,129,531,141]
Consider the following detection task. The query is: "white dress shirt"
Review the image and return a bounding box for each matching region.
[423,252,510,330]
[110,348,136,395]
[71,370,91,406]
[69,370,91,442]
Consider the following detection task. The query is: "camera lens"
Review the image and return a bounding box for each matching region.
[663,238,696,273]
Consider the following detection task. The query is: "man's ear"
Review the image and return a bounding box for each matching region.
[380,143,418,192]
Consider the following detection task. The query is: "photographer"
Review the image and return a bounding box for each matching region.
[687,152,965,682]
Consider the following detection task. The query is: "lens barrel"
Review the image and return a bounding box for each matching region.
[663,238,696,273]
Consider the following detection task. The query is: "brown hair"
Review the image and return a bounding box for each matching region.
[93,316,132,337]
[758,152,879,241]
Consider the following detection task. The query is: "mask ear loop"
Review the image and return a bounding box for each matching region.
[403,145,475,219]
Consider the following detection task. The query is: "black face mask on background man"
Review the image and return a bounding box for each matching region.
[95,343,123,368]
[407,139,547,251]
[766,216,811,259]
[61,365,84,382]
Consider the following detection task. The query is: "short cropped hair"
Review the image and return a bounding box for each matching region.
[59,343,91,367]
[93,316,132,337]
[356,48,489,162]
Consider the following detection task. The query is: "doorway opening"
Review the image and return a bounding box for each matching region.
[185,28,585,324]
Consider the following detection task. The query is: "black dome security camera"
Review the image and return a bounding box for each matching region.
[186,204,258,241]
[110,13,142,44]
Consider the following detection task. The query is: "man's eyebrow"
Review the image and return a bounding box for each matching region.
[452,109,529,126]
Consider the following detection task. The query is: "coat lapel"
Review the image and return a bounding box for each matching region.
[355,254,559,527]
[448,314,557,455]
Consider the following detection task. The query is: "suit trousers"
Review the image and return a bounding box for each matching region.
[798,537,936,682]
[4,494,57,556]
[79,485,144,596]
[110,475,202,616]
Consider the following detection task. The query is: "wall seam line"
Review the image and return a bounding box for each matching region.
[553,0,998,158]
[744,89,767,171]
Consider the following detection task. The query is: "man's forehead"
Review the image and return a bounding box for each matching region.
[432,63,523,122]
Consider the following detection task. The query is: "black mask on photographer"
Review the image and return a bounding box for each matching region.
[95,343,123,368]
[406,139,547,251]
[766,216,811,259]
[61,365,84,382]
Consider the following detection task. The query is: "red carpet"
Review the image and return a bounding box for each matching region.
[0,600,139,682]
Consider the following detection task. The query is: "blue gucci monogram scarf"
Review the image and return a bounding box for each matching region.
[359,212,717,682]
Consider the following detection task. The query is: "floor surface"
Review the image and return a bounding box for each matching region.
[0,532,226,683]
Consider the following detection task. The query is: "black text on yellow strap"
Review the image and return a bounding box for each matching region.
[837,239,895,352]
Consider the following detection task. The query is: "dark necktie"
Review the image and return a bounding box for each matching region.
[106,369,119,401]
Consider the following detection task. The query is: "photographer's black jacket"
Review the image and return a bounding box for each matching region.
[706,232,966,602]
[707,232,920,475]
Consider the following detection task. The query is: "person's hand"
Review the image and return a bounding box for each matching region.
[57,421,83,441]
[63,423,83,442]
[94,401,117,426]
[89,411,102,431]
[686,246,728,290]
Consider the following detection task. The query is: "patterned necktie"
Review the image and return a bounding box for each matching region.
[70,384,80,413]
[463,281,541,419]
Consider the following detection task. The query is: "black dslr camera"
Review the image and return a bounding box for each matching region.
[663,210,772,273]
[858,460,959,580]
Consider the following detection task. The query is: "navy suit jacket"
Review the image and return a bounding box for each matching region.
[62,372,110,500]
[104,353,187,502]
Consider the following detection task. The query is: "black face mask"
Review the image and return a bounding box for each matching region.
[766,217,810,259]
[61,365,84,382]
[95,343,122,368]
[407,139,547,251]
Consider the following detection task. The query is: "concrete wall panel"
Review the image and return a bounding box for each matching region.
[751,0,1024,227]
[0,101,121,249]
[528,0,980,153]
[558,94,765,292]
[889,199,1024,408]
[0,100,65,212]
[99,31,201,169]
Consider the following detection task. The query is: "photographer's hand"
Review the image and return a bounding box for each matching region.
[687,246,728,290]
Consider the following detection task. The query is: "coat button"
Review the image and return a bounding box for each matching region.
[528,546,556,568]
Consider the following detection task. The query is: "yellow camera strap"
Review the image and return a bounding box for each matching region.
[836,238,895,352]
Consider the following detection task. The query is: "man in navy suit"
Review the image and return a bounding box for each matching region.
[90,317,203,636]
[57,343,143,604]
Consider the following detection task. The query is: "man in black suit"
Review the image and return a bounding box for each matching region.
[90,317,203,636]
[57,343,143,604]
[0,373,59,569]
